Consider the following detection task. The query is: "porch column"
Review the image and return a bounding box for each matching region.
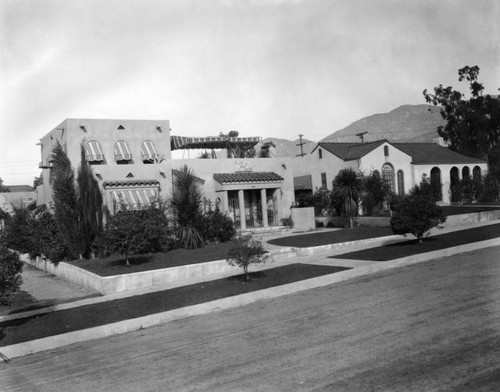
[260,188,268,227]
[221,191,229,215]
[238,189,246,230]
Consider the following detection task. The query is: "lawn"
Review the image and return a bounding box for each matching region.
[68,241,236,276]
[330,223,500,261]
[0,263,350,347]
[268,227,394,248]
[441,205,500,216]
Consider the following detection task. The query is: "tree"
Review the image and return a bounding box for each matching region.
[51,141,104,259]
[331,168,365,229]
[0,177,11,192]
[226,234,268,281]
[423,66,500,178]
[390,192,446,243]
[0,245,23,306]
[33,173,43,189]
[76,142,103,258]
[168,165,204,248]
[51,141,82,259]
[361,171,391,216]
[99,206,173,265]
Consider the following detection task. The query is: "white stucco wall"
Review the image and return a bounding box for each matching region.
[359,142,414,195]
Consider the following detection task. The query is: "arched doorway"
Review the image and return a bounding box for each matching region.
[430,167,442,201]
[450,167,460,203]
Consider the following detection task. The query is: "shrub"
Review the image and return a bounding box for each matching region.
[99,206,173,265]
[361,171,392,216]
[390,193,446,243]
[281,216,293,227]
[198,210,236,244]
[226,234,269,281]
[295,188,333,216]
[0,245,23,306]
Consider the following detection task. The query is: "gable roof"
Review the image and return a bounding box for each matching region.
[392,143,486,165]
[317,140,386,161]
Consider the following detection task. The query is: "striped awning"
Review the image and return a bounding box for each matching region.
[109,188,158,211]
[114,140,132,161]
[85,140,105,162]
[141,140,158,161]
[170,136,261,151]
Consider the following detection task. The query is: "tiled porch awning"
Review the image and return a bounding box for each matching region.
[214,172,284,184]
[171,136,261,151]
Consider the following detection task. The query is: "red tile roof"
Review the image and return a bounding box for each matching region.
[102,179,160,188]
[214,172,284,184]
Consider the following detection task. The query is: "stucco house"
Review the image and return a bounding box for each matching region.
[36,119,295,230]
[291,139,488,205]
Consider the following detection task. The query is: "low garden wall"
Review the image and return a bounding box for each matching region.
[21,255,239,296]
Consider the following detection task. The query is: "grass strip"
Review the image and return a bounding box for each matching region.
[0,263,350,347]
[268,227,394,248]
[329,223,500,261]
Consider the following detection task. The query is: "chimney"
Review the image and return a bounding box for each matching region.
[432,137,447,147]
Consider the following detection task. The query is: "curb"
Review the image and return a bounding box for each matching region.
[1,237,499,360]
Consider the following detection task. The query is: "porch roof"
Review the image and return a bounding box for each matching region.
[213,172,284,184]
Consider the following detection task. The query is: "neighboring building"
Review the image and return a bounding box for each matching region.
[0,185,36,214]
[36,119,295,230]
[291,139,488,205]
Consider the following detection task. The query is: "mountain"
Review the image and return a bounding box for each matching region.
[261,137,317,157]
[322,104,446,143]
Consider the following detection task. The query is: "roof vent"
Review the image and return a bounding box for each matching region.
[118,125,125,130]
[126,172,134,178]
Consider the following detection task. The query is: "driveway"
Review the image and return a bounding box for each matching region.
[2,246,499,391]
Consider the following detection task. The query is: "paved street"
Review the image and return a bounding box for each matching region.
[1,246,500,391]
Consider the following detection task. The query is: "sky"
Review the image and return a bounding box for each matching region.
[0,0,498,186]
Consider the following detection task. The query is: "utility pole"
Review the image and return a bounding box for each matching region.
[296,133,306,157]
[356,131,368,143]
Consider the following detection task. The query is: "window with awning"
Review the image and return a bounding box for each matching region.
[85,140,105,162]
[141,140,158,162]
[109,188,158,212]
[114,140,132,161]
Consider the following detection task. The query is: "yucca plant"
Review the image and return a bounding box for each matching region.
[331,168,365,229]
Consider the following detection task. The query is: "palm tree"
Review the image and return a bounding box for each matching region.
[331,168,365,229]
[168,165,204,248]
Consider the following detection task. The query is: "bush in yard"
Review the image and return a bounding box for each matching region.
[390,193,446,243]
[0,245,23,306]
[99,207,172,266]
[3,206,33,255]
[295,187,333,216]
[361,171,391,216]
[198,210,236,244]
[226,234,269,281]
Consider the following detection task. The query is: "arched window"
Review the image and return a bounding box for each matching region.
[397,170,404,196]
[430,167,442,201]
[114,140,132,164]
[85,140,105,164]
[318,148,323,159]
[141,140,159,164]
[384,146,389,157]
[450,167,460,203]
[473,166,481,181]
[462,166,470,179]
[382,163,394,192]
